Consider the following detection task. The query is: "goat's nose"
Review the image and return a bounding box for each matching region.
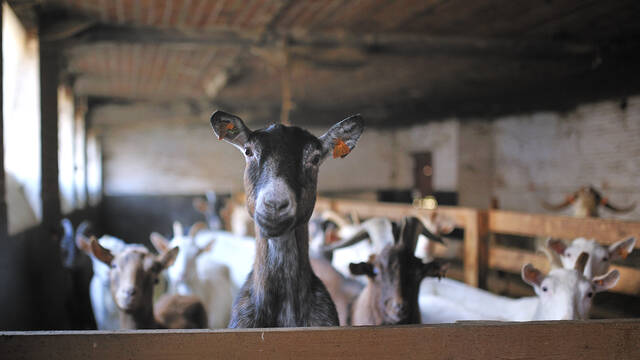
[265,197,289,211]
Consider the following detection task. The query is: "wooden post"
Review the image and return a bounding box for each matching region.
[39,42,61,229]
[0,3,6,239]
[463,209,489,288]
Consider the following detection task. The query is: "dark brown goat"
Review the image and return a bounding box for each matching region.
[349,217,447,325]
[210,110,364,328]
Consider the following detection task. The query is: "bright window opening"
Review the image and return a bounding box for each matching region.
[3,3,41,234]
[58,85,75,214]
[87,130,102,206]
[74,101,87,208]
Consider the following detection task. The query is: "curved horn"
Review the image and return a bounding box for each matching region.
[321,227,370,253]
[188,221,208,238]
[601,198,636,213]
[574,252,589,274]
[414,214,447,244]
[541,193,576,211]
[350,210,361,225]
[320,210,350,229]
[541,242,563,269]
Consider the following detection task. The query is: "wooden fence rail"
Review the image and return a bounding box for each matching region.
[2,320,640,360]
[314,198,640,296]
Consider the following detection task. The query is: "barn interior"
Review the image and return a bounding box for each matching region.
[1,0,640,332]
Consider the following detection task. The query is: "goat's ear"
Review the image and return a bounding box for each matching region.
[157,246,179,270]
[150,232,170,254]
[193,197,209,214]
[90,236,114,265]
[521,264,544,288]
[319,114,364,161]
[173,221,184,237]
[349,262,376,278]
[210,110,252,151]
[608,237,636,260]
[547,238,567,256]
[198,239,215,256]
[75,234,92,254]
[593,270,620,292]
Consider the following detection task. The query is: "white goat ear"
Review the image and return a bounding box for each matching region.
[522,264,544,288]
[318,115,364,161]
[199,239,215,255]
[210,110,252,151]
[157,247,180,270]
[608,237,635,260]
[150,232,170,254]
[173,221,184,237]
[593,270,620,292]
[90,236,114,265]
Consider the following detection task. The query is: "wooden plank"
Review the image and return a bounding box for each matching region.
[463,210,489,288]
[315,198,474,228]
[2,320,640,359]
[489,246,640,296]
[489,210,640,247]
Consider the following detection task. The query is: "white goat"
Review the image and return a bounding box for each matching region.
[419,252,620,322]
[150,222,235,329]
[547,236,636,279]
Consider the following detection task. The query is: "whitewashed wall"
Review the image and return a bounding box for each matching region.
[97,104,459,195]
[492,96,640,220]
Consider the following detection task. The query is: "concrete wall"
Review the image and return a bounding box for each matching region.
[96,103,459,195]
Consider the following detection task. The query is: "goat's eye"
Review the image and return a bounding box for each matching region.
[110,264,117,269]
[587,292,593,298]
[310,155,320,166]
[566,253,571,258]
[602,257,608,262]
[244,147,253,157]
[542,286,548,292]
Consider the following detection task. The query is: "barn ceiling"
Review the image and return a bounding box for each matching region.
[9,0,640,126]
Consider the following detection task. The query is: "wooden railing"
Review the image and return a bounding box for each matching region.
[488,210,640,296]
[315,198,489,288]
[2,320,639,359]
[315,198,640,296]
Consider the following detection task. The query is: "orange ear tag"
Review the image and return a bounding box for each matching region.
[218,122,235,140]
[618,247,630,259]
[600,197,609,205]
[332,139,351,159]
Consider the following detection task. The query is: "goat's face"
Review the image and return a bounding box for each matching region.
[211,111,363,237]
[90,239,178,313]
[349,217,447,325]
[522,255,619,320]
[548,237,635,279]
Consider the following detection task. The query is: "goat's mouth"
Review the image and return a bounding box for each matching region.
[255,212,295,237]
[115,294,141,312]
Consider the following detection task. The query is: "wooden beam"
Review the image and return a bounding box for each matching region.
[39,42,62,227]
[0,3,6,239]
[65,24,595,60]
[463,210,489,288]
[2,320,640,359]
[489,210,640,247]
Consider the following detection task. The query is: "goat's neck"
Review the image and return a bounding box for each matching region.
[252,222,313,305]
[117,295,158,329]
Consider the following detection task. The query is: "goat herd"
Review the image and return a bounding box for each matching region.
[57,111,637,331]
